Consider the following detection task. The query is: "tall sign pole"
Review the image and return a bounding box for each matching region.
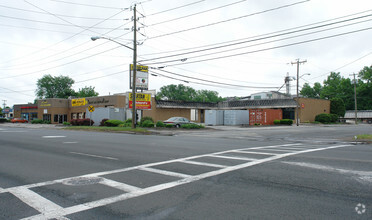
[131,4,137,129]
[291,59,307,126]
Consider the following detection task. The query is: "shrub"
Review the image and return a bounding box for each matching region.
[280,119,293,125]
[140,116,154,126]
[140,120,154,128]
[156,121,165,127]
[43,120,51,124]
[124,119,132,123]
[315,113,338,123]
[118,123,132,127]
[100,118,109,126]
[70,119,94,126]
[273,120,281,125]
[104,119,124,127]
[63,122,70,126]
[31,119,44,124]
[165,124,174,128]
[181,124,203,129]
[0,118,7,123]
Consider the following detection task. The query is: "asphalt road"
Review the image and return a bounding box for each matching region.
[0,124,371,219]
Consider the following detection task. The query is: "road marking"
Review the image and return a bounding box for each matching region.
[283,161,372,183]
[8,187,64,215]
[42,136,66,138]
[233,150,278,155]
[180,160,228,168]
[2,143,352,219]
[63,142,78,144]
[210,155,256,161]
[69,152,119,161]
[139,167,192,179]
[99,178,142,192]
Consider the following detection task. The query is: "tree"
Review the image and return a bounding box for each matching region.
[36,74,76,99]
[156,84,196,101]
[300,82,322,98]
[357,65,372,110]
[76,86,99,98]
[330,98,346,117]
[156,84,224,102]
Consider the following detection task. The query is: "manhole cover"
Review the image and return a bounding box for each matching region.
[62,177,103,186]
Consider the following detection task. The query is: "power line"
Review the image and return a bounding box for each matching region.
[145,27,372,68]
[147,0,310,40]
[48,0,127,10]
[152,68,280,89]
[147,0,248,27]
[140,14,372,63]
[0,4,124,20]
[145,0,205,17]
[141,9,372,57]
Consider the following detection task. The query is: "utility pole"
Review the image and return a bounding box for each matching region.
[350,73,358,124]
[291,59,307,126]
[132,4,137,129]
[2,100,6,110]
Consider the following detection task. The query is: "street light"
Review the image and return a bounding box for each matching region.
[91,35,138,128]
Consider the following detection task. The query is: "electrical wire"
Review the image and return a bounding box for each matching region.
[145,0,205,17]
[0,4,124,20]
[153,68,280,89]
[140,14,372,63]
[147,0,310,40]
[147,0,248,27]
[145,27,372,68]
[140,9,372,57]
[48,0,127,10]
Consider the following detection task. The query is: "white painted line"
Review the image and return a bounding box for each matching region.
[26,144,352,220]
[256,148,294,152]
[209,155,256,161]
[139,167,192,179]
[180,160,228,168]
[69,152,119,161]
[233,150,278,156]
[8,187,64,215]
[63,142,78,144]
[42,136,66,138]
[99,178,142,192]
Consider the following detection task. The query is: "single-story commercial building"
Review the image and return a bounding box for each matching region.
[13,93,330,125]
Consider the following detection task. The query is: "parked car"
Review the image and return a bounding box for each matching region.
[11,118,28,123]
[163,117,194,128]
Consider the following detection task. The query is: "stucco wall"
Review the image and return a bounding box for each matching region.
[298,98,330,122]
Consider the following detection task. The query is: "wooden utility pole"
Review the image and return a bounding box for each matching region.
[132,4,137,129]
[291,59,307,126]
[350,73,358,124]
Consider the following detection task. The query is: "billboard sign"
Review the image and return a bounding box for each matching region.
[71,98,86,107]
[130,64,149,90]
[128,93,151,109]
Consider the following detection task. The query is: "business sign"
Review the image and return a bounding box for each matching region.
[40,100,51,107]
[72,98,86,107]
[128,93,151,109]
[130,64,149,90]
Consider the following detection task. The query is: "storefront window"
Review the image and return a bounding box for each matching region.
[43,114,51,122]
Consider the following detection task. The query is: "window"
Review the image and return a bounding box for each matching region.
[191,109,198,121]
[43,114,51,122]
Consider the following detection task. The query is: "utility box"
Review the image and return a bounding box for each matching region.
[249,109,282,125]
[223,110,249,125]
[205,110,224,126]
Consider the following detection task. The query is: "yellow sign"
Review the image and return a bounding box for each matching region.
[72,98,86,107]
[130,64,148,72]
[40,100,51,107]
[128,93,151,101]
[88,105,95,112]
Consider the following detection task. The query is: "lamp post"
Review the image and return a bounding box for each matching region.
[91,36,138,128]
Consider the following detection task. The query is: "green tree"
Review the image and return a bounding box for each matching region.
[76,86,99,98]
[357,65,372,110]
[330,98,346,117]
[156,84,196,101]
[36,74,76,99]
[194,90,225,102]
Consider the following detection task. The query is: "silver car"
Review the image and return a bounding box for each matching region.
[163,117,194,128]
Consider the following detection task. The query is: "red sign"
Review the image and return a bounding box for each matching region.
[301,103,305,109]
[129,101,151,109]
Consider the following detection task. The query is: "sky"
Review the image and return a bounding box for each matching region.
[0,0,371,107]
